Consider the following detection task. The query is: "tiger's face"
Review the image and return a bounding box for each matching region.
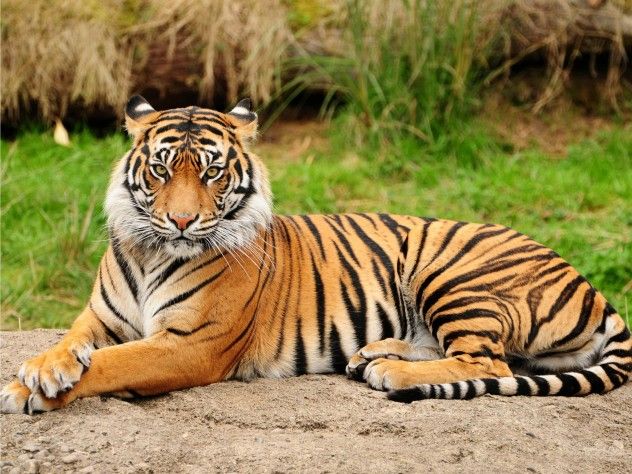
[105,96,272,258]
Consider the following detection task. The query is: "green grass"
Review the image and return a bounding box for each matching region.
[1,123,631,329]
[283,0,490,164]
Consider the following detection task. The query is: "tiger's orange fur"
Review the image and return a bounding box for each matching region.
[1,96,630,413]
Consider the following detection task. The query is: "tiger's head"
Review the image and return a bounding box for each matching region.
[105,96,272,258]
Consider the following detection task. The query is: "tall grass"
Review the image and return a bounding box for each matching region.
[1,0,292,122]
[285,0,493,162]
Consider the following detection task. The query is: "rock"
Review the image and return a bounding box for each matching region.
[78,466,96,473]
[24,460,39,474]
[32,450,49,461]
[58,444,73,454]
[61,453,79,464]
[22,442,41,453]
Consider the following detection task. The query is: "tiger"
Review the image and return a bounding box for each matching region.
[1,96,630,414]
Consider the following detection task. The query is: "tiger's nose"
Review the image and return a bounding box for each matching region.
[168,213,197,230]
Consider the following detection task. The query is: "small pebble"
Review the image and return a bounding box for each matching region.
[61,453,79,464]
[58,444,73,454]
[24,460,39,474]
[22,442,41,453]
[33,450,49,461]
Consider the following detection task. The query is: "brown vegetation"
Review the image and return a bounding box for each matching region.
[1,0,631,124]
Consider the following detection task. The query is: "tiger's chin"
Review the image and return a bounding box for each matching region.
[163,240,206,259]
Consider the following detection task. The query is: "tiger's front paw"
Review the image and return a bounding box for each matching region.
[1,380,66,414]
[0,380,30,414]
[18,339,93,399]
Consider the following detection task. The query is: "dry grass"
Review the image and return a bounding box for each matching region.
[489,0,632,111]
[1,0,630,123]
[1,0,292,122]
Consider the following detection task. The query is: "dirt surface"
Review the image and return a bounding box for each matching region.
[1,330,631,473]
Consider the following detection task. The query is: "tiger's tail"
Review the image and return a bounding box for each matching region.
[388,314,632,402]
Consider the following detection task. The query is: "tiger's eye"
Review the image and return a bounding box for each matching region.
[206,167,221,180]
[153,164,168,176]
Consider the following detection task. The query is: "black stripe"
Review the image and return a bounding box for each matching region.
[532,375,550,395]
[147,257,189,295]
[452,346,506,362]
[324,217,361,266]
[415,226,510,309]
[601,348,632,359]
[441,330,501,351]
[198,137,216,146]
[154,267,227,315]
[421,254,555,317]
[172,254,224,284]
[387,387,423,403]
[294,320,308,375]
[377,213,409,244]
[98,272,142,337]
[581,369,606,394]
[483,378,500,394]
[552,287,596,349]
[166,320,218,336]
[329,324,348,374]
[94,313,124,344]
[608,327,631,344]
[451,382,461,399]
[429,221,467,263]
[410,220,433,278]
[221,311,257,355]
[526,275,586,347]
[310,253,327,354]
[464,380,477,399]
[431,309,501,339]
[299,215,327,261]
[376,302,395,339]
[371,258,387,294]
[335,244,367,349]
[515,376,531,395]
[111,241,139,302]
[556,374,581,396]
[601,363,626,386]
[345,216,406,330]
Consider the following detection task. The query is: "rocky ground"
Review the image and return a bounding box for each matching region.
[1,330,631,473]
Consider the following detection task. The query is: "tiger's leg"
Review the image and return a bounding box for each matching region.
[12,330,234,414]
[346,338,442,381]
[1,307,121,413]
[362,324,512,391]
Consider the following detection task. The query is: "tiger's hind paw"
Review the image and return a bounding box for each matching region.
[346,338,441,382]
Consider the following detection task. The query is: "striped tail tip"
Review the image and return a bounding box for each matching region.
[387,378,517,402]
[386,387,429,403]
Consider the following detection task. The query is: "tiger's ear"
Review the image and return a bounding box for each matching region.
[125,95,159,138]
[226,98,258,142]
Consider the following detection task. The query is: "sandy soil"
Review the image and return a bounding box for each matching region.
[1,330,630,474]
